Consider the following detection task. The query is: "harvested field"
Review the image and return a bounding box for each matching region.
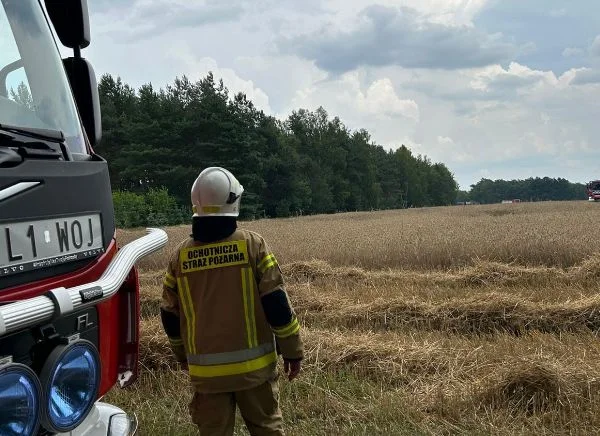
[107,201,600,435]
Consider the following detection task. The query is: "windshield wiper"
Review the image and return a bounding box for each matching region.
[0,123,64,143]
[0,124,65,162]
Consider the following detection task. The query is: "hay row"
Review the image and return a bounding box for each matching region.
[282,257,600,287]
[137,255,600,292]
[138,279,600,336]
[296,293,600,335]
[139,318,600,384]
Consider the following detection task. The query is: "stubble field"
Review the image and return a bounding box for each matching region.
[107,201,600,435]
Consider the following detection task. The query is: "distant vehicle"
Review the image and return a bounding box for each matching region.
[586,181,600,201]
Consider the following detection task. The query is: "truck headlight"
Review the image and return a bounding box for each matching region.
[0,362,41,436]
[39,340,100,433]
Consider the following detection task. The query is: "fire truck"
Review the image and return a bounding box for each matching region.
[586,180,600,201]
[0,0,167,434]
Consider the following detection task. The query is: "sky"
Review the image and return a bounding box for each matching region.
[80,0,600,190]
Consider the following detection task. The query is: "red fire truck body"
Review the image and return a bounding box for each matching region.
[0,1,167,434]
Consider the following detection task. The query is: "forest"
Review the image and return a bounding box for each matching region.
[96,73,458,221]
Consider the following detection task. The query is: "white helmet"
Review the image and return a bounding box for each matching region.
[190,167,244,217]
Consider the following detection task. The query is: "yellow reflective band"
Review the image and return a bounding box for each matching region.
[241,268,258,348]
[188,351,277,378]
[178,277,196,354]
[176,277,192,352]
[241,268,253,348]
[246,267,259,347]
[193,205,221,214]
[187,343,275,366]
[180,240,249,273]
[183,277,197,354]
[258,254,277,274]
[277,323,300,338]
[260,260,278,274]
[272,318,298,335]
[258,254,273,269]
[273,318,300,338]
[163,273,176,289]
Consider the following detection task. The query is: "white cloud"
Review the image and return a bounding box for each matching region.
[278,4,516,73]
[283,71,420,148]
[323,0,490,27]
[167,49,272,113]
[92,0,243,42]
[469,62,559,93]
[521,131,551,153]
[356,79,420,121]
[399,60,600,179]
[562,47,584,57]
[565,68,600,86]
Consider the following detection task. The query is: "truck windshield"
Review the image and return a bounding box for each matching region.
[0,0,87,154]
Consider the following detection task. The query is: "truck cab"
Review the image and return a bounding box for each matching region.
[0,1,167,434]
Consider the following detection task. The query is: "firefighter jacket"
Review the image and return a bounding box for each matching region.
[160,229,304,393]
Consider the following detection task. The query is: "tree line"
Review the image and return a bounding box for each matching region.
[96,73,459,220]
[458,177,587,204]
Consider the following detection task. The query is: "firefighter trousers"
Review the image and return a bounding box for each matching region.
[189,378,284,436]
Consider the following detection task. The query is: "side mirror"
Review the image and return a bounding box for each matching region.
[44,0,90,49]
[63,57,101,146]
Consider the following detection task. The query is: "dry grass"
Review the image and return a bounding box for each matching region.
[107,201,600,435]
[119,201,600,271]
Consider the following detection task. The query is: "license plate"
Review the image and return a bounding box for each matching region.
[0,214,104,277]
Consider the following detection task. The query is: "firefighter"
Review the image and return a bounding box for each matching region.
[160,167,304,435]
